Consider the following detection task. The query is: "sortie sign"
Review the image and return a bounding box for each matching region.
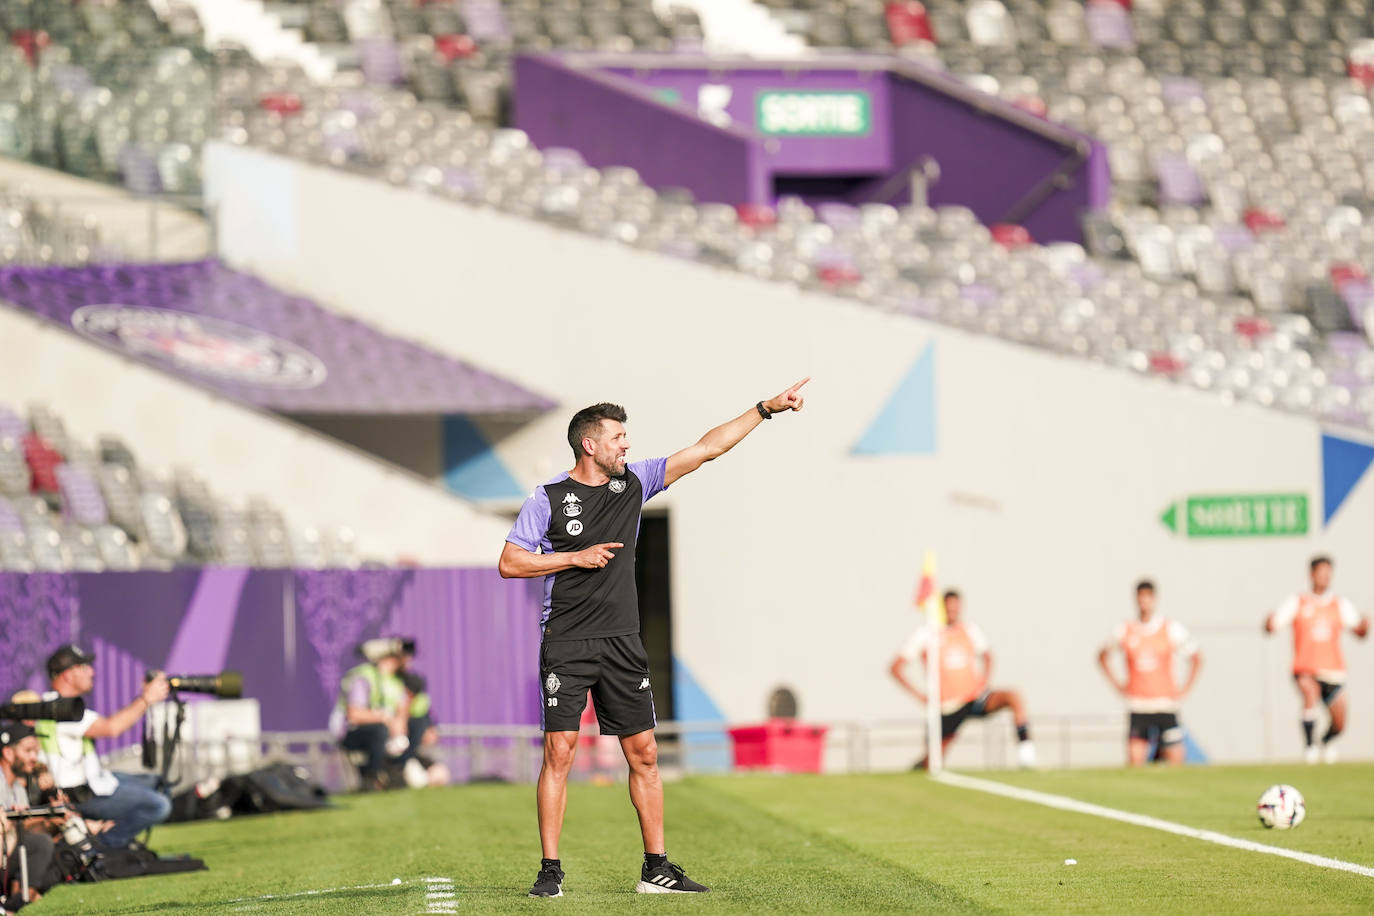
[755,90,872,136]
[1160,493,1308,538]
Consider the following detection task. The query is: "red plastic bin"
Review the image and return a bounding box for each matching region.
[727,719,828,773]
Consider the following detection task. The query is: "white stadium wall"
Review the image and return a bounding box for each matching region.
[0,307,515,565]
[208,142,1374,766]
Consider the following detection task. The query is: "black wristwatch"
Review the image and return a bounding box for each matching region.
[756,401,772,420]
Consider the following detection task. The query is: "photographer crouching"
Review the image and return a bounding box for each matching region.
[0,723,63,906]
[35,645,171,848]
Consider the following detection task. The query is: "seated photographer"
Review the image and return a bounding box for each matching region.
[35,645,172,849]
[398,642,449,788]
[0,724,62,903]
[330,639,409,790]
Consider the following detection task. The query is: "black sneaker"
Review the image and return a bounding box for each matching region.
[635,860,710,894]
[528,863,564,897]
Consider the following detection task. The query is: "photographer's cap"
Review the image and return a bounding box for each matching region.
[0,722,34,746]
[46,644,95,679]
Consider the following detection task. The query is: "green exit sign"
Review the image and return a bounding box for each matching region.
[756,91,872,136]
[1160,493,1309,538]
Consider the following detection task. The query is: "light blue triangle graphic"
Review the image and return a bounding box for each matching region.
[852,341,937,455]
[1322,432,1374,526]
[443,415,524,501]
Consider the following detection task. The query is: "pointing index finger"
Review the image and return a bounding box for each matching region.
[791,376,811,392]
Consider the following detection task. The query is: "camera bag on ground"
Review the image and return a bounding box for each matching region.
[169,763,330,822]
[55,835,206,882]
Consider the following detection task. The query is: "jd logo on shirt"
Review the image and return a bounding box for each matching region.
[566,519,583,536]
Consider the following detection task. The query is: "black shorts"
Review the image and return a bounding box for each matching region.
[941,693,990,739]
[1293,674,1345,705]
[1128,712,1184,746]
[539,634,656,736]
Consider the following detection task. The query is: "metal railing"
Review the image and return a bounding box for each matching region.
[100,715,1134,794]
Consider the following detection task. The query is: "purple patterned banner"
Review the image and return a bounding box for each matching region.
[0,568,544,740]
[0,572,81,697]
[0,259,555,415]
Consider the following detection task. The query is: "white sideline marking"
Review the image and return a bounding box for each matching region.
[225,880,403,903]
[935,770,1374,879]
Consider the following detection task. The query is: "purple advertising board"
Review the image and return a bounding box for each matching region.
[514,53,1108,243]
[603,65,895,175]
[0,259,554,416]
[0,568,544,757]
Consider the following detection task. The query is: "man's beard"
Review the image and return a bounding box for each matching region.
[595,454,624,478]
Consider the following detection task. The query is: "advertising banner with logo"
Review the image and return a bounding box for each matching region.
[0,259,553,415]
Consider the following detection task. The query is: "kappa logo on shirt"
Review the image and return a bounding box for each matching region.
[638,677,650,690]
[562,493,582,517]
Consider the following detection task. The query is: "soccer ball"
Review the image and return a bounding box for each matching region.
[1256,784,1306,829]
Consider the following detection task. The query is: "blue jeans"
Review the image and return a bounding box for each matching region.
[77,772,172,848]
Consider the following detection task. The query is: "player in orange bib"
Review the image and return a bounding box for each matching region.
[1098,580,1203,766]
[889,590,1036,768]
[1265,555,1369,763]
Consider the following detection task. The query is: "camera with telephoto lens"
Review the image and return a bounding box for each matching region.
[0,697,85,721]
[144,670,243,699]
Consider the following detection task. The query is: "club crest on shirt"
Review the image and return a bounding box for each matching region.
[566,519,583,536]
[545,673,561,695]
[609,477,626,494]
[562,493,582,517]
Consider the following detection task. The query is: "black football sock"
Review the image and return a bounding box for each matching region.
[644,852,667,869]
[541,858,561,869]
[1016,724,1031,742]
[1302,712,1317,747]
[1323,724,1342,744]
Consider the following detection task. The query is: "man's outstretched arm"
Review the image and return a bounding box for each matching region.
[665,377,809,486]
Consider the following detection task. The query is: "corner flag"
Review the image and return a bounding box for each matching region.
[917,551,946,772]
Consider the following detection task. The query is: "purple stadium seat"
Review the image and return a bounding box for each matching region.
[0,405,25,442]
[1084,2,1134,49]
[1155,153,1206,206]
[358,37,406,86]
[0,497,20,533]
[56,463,109,527]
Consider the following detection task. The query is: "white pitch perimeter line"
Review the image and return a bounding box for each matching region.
[225,881,403,903]
[935,770,1374,879]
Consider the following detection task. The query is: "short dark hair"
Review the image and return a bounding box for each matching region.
[567,403,627,459]
[1311,555,1333,572]
[1136,579,1155,594]
[942,589,960,603]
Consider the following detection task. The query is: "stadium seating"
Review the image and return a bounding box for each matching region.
[0,401,360,571]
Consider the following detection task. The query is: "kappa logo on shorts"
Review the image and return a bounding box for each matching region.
[609,478,626,494]
[562,493,582,517]
[545,673,561,695]
[638,677,650,690]
[566,519,583,536]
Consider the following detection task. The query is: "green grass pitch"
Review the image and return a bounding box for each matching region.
[34,764,1374,914]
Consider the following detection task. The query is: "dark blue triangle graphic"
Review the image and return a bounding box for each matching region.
[852,341,937,455]
[1322,432,1374,526]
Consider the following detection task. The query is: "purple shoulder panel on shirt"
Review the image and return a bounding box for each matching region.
[629,457,668,504]
[507,475,565,552]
